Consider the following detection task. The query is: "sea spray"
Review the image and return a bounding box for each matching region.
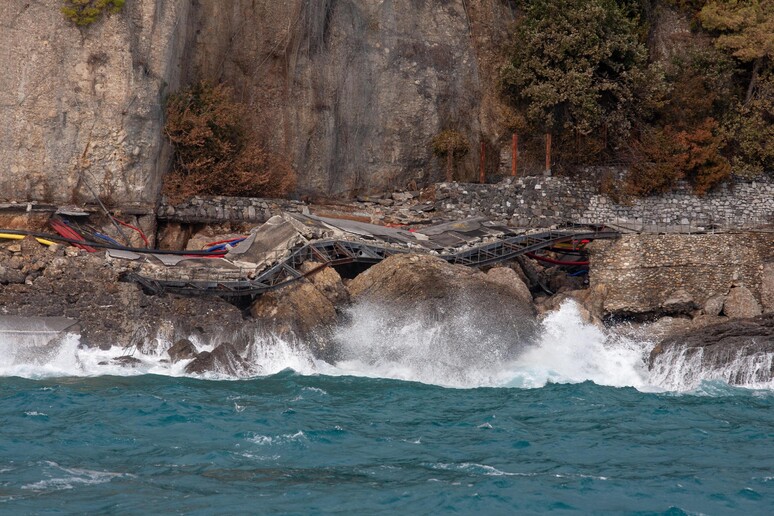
[0,301,771,393]
[505,302,654,390]
[650,345,774,391]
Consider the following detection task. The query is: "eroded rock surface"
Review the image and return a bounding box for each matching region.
[650,313,774,387]
[589,233,770,318]
[0,0,190,207]
[723,285,763,319]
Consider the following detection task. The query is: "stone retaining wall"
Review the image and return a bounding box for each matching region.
[157,197,307,224]
[158,176,774,230]
[434,176,774,229]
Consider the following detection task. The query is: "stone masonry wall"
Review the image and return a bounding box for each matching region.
[158,197,306,224]
[158,176,774,230]
[434,176,774,229]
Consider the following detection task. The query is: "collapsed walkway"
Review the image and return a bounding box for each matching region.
[127,214,620,298]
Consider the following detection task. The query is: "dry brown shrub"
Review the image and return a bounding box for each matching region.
[626,118,730,196]
[163,82,295,203]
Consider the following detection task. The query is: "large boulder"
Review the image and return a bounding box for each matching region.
[649,313,774,388]
[723,285,763,319]
[347,253,537,338]
[249,279,338,358]
[662,289,698,316]
[299,262,350,306]
[334,254,537,382]
[485,266,533,305]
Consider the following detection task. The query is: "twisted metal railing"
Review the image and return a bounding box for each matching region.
[127,226,619,298]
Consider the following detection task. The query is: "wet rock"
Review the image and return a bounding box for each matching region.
[649,313,774,386]
[537,284,608,326]
[111,356,142,367]
[299,262,350,306]
[167,339,198,363]
[184,343,251,376]
[249,279,337,357]
[723,286,763,319]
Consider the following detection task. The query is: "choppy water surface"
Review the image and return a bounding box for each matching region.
[1,303,773,514]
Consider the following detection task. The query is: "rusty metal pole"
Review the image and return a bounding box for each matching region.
[511,132,518,177]
[479,141,486,183]
[545,133,552,176]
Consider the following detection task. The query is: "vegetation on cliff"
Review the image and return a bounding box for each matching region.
[432,130,470,182]
[163,82,295,203]
[500,0,772,195]
[61,0,125,26]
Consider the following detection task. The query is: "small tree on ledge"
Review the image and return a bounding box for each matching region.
[432,130,469,182]
[61,0,125,26]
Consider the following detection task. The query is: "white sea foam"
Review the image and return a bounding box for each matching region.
[1,301,771,392]
[21,462,130,492]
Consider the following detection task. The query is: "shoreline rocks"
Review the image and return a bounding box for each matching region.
[649,313,774,386]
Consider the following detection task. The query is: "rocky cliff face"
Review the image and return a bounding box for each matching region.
[1,0,517,205]
[187,0,515,196]
[0,0,190,208]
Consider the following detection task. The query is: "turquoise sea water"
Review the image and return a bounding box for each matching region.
[2,373,773,515]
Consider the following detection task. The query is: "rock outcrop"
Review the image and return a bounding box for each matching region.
[1,0,519,204]
[649,314,774,387]
[185,343,252,376]
[168,339,198,363]
[186,0,507,195]
[0,237,246,350]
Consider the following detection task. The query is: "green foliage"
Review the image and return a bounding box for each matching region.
[658,45,739,128]
[699,0,774,62]
[61,0,125,26]
[163,82,296,202]
[431,130,469,158]
[501,0,652,143]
